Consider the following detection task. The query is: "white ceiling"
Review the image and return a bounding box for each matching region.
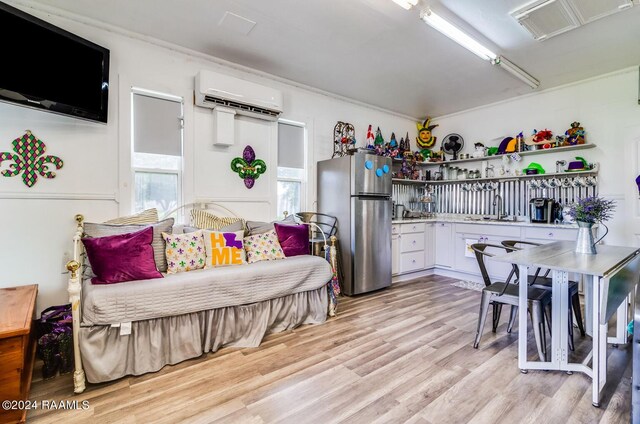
[25,0,640,117]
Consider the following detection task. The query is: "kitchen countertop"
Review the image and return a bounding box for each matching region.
[392,215,583,229]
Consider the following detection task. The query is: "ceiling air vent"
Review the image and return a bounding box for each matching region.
[511,0,634,41]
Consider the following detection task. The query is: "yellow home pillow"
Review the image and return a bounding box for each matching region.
[203,230,246,267]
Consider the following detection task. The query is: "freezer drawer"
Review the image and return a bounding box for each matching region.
[349,196,391,295]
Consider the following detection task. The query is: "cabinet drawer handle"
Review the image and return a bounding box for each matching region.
[412,240,416,244]
[412,226,417,230]
[412,259,416,263]
[548,232,554,237]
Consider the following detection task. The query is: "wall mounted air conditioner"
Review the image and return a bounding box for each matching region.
[195,70,283,121]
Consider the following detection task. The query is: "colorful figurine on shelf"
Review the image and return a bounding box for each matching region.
[416,117,439,149]
[389,132,398,148]
[403,132,412,152]
[374,127,385,146]
[564,121,585,145]
[400,157,412,179]
[365,124,375,149]
[524,128,554,150]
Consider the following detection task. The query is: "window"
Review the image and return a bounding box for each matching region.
[131,89,183,217]
[277,122,306,218]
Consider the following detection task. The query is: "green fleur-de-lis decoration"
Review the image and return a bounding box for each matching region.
[230,145,266,189]
[179,260,186,267]
[0,130,64,187]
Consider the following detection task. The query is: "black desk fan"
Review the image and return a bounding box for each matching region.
[442,133,464,160]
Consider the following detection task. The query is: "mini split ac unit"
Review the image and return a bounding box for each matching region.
[195,70,283,146]
[195,70,283,120]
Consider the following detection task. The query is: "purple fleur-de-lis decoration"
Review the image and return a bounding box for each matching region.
[169,261,175,268]
[192,236,198,241]
[230,145,267,189]
[178,248,184,254]
[190,259,196,266]
[197,246,202,252]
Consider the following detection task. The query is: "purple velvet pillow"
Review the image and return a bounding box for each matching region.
[82,226,162,284]
[274,223,309,257]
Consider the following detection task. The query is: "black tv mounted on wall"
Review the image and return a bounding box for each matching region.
[0,2,110,123]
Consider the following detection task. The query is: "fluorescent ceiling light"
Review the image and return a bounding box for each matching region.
[391,0,418,11]
[492,56,540,89]
[421,9,497,61]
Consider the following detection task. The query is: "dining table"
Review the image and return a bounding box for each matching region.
[493,240,640,407]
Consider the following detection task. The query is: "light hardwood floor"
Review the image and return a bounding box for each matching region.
[28,275,632,423]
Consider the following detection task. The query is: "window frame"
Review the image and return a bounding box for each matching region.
[277,119,307,218]
[130,87,184,218]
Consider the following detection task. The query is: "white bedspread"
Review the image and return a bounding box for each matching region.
[81,255,332,325]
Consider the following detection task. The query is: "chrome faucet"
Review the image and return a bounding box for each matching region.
[493,193,504,220]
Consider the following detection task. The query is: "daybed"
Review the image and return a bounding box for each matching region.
[64,210,335,393]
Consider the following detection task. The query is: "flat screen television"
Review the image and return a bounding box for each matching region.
[0,2,110,123]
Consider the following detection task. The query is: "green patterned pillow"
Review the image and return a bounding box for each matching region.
[243,229,286,263]
[161,230,206,274]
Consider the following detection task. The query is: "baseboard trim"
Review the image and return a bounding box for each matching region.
[392,267,486,285]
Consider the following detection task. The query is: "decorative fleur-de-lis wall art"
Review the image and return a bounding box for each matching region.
[0,130,64,187]
[230,145,266,189]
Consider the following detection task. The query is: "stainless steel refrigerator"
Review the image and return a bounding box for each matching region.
[317,153,392,295]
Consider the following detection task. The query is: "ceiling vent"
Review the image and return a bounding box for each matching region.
[511,0,635,41]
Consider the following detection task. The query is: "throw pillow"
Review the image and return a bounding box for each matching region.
[246,214,296,235]
[162,231,206,274]
[203,230,246,267]
[274,223,310,257]
[84,218,174,273]
[244,229,286,263]
[104,208,158,225]
[82,226,162,284]
[190,209,244,230]
[183,220,245,234]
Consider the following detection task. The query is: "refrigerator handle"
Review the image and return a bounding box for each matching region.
[356,192,391,199]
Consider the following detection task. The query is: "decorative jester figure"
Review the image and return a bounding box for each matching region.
[416,118,439,150]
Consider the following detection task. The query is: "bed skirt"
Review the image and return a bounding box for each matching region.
[79,287,328,383]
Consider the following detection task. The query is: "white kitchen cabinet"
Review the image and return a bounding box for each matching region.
[523,226,577,243]
[454,223,521,279]
[435,222,453,268]
[391,224,400,276]
[425,223,435,268]
[399,223,427,274]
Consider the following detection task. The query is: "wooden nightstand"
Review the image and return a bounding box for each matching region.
[0,285,38,424]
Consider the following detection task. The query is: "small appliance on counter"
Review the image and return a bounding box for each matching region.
[529,198,557,223]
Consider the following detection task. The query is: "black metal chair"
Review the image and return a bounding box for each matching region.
[471,243,552,361]
[295,212,343,285]
[501,240,586,351]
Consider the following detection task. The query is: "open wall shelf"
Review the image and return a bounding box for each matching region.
[393,164,598,185]
[392,143,596,167]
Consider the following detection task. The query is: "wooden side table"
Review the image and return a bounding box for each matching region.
[0,284,38,424]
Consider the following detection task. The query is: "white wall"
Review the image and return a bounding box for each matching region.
[434,68,640,248]
[0,3,416,312]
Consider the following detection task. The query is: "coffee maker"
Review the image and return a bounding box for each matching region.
[529,198,556,223]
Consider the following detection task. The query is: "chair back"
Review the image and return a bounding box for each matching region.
[501,240,546,283]
[471,243,516,287]
[295,212,338,238]
[501,240,542,249]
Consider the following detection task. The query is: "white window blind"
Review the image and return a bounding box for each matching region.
[133,93,182,156]
[278,123,304,169]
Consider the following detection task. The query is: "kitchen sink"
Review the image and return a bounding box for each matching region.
[464,215,520,223]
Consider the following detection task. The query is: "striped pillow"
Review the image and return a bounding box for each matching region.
[104,208,159,225]
[190,209,244,230]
